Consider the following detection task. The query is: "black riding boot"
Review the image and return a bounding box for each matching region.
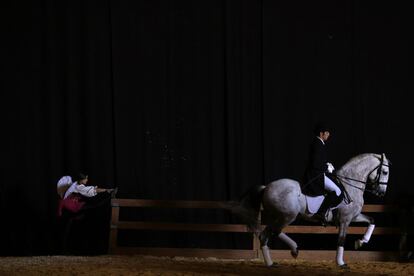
[313,192,340,226]
[313,200,331,226]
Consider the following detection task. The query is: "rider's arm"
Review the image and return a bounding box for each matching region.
[75,184,98,197]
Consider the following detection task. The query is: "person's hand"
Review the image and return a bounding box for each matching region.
[326,162,335,173]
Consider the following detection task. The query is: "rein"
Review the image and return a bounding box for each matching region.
[333,154,389,196]
[332,173,375,194]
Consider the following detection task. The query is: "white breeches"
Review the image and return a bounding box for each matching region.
[324,175,342,196]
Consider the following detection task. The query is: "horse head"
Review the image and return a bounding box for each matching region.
[366,153,390,197]
[337,153,391,198]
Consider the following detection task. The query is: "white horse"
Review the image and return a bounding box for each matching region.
[227,153,390,268]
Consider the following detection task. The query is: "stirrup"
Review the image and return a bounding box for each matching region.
[313,212,328,226]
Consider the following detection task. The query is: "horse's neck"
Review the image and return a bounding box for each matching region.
[339,166,370,205]
[345,183,364,205]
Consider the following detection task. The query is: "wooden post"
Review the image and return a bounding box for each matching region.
[253,205,262,259]
[108,201,120,254]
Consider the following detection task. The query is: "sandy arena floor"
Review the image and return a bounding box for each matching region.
[1,255,414,275]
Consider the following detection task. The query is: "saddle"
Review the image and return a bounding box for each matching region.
[304,174,351,215]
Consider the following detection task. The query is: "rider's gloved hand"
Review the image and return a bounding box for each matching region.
[326,162,335,173]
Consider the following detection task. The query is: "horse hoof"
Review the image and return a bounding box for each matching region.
[399,251,413,263]
[291,248,299,259]
[267,262,278,268]
[339,263,349,269]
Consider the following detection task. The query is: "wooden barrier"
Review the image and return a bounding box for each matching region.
[108,199,400,261]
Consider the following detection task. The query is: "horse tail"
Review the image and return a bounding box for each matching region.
[221,185,266,234]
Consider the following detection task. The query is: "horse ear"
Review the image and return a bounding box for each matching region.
[382,153,392,165]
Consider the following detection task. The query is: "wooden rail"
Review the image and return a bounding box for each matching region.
[108,199,400,261]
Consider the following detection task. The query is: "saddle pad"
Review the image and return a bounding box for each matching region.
[305,194,324,214]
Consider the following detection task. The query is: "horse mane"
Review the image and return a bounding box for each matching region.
[339,153,384,175]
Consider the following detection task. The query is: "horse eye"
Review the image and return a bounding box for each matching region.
[382,170,388,175]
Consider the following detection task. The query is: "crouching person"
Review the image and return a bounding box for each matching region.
[56,173,117,254]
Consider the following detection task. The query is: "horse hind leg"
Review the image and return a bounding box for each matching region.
[259,225,276,267]
[278,232,299,258]
[259,215,298,266]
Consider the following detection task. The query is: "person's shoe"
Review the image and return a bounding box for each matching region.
[108,187,118,198]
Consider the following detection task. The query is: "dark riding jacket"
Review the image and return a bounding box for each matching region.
[303,137,329,196]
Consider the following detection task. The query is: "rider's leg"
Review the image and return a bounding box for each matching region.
[313,191,342,225]
[80,192,113,211]
[321,175,344,212]
[324,175,341,196]
[312,193,333,225]
[313,175,343,225]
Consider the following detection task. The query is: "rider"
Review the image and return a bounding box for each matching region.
[303,123,344,225]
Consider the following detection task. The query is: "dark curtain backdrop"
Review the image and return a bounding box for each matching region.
[0,0,411,255]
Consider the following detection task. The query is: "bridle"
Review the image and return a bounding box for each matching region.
[333,153,390,197]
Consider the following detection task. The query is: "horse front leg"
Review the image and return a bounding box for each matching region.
[352,213,375,250]
[337,221,350,268]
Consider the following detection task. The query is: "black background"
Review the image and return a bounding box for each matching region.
[1,0,411,255]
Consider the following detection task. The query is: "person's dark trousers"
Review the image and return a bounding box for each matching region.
[59,210,85,255]
[81,192,112,211]
[399,205,414,262]
[79,192,114,255]
[59,193,113,255]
